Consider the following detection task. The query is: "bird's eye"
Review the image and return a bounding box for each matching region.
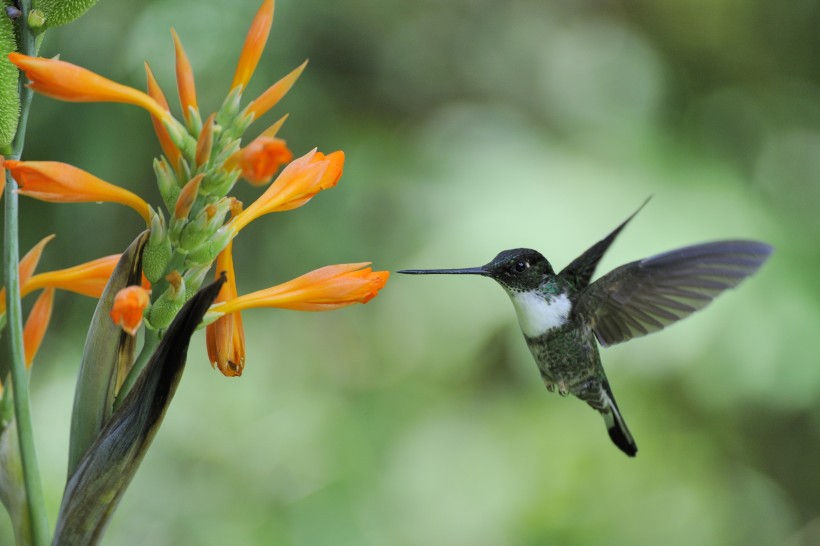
[514,261,528,273]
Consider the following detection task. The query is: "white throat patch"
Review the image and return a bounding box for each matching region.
[509,291,571,337]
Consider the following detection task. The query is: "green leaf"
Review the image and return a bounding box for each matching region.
[33,0,100,28]
[67,231,148,476]
[53,276,225,546]
[0,3,20,150]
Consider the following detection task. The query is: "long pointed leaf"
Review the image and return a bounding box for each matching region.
[67,232,148,476]
[53,276,225,545]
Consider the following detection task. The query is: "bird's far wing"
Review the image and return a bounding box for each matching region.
[559,197,651,291]
[575,240,773,347]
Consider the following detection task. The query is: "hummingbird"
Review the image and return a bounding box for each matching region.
[398,201,773,457]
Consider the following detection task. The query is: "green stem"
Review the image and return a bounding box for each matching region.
[2,2,51,544]
[113,328,162,410]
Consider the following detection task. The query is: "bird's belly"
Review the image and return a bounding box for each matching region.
[525,327,599,389]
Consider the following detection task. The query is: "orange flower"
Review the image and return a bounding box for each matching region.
[9,53,171,121]
[206,242,246,376]
[209,263,389,315]
[171,29,198,120]
[23,288,55,366]
[229,149,344,233]
[144,62,181,164]
[231,137,292,186]
[245,60,307,121]
[24,254,123,298]
[231,0,275,91]
[5,160,151,223]
[110,286,151,336]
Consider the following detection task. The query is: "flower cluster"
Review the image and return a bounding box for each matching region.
[6,0,388,377]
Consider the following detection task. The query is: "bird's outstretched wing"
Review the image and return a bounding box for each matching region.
[559,197,651,291]
[574,240,773,347]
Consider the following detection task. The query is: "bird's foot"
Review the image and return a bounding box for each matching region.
[557,381,569,397]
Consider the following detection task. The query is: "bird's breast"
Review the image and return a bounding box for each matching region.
[509,290,571,338]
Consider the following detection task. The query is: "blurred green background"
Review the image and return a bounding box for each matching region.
[2,0,820,544]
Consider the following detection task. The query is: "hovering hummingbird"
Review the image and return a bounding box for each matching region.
[399,201,772,457]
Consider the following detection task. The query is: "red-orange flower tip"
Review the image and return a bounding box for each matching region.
[9,52,170,121]
[5,160,152,223]
[231,0,275,91]
[110,286,151,336]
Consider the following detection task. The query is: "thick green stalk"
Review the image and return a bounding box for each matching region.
[3,1,51,544]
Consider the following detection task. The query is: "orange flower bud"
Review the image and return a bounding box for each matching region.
[229,136,292,186]
[171,29,198,120]
[145,62,181,164]
[110,286,151,336]
[231,0,275,91]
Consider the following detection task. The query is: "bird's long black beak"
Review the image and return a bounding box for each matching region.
[398,266,487,276]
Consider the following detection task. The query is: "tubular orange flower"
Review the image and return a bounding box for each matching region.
[23,288,55,366]
[5,160,151,223]
[245,60,307,121]
[209,263,389,315]
[110,286,151,336]
[231,0,275,91]
[206,242,246,376]
[9,52,171,121]
[229,149,344,233]
[25,254,123,298]
[144,62,181,164]
[171,29,198,120]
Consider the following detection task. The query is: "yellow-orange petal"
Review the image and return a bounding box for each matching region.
[229,136,292,186]
[9,53,170,121]
[5,160,151,223]
[211,263,389,314]
[25,254,120,298]
[110,285,151,336]
[231,0,275,91]
[145,62,181,164]
[23,288,55,367]
[171,29,198,120]
[245,60,307,121]
[206,242,246,376]
[229,148,343,233]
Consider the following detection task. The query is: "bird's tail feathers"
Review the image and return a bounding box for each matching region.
[601,381,637,457]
